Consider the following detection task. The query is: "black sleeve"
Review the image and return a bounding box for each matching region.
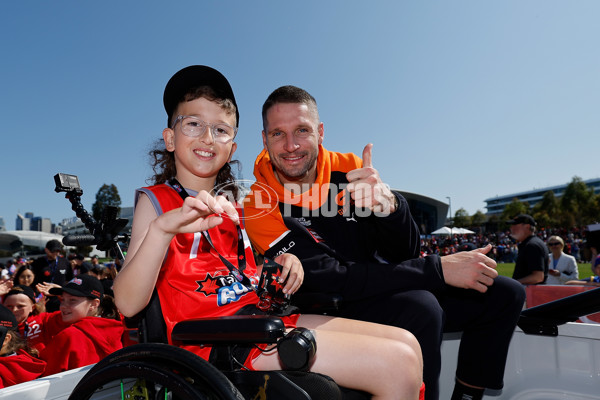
[524,240,549,281]
[265,217,445,302]
[366,191,421,263]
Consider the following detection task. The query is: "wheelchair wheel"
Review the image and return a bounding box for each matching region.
[69,344,244,400]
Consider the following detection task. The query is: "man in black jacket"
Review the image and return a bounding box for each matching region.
[244,85,525,400]
[31,239,73,312]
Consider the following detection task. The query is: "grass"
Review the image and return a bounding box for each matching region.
[496,263,593,280]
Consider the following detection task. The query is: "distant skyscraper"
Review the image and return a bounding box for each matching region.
[0,217,5,231]
[16,213,30,231]
[31,216,52,233]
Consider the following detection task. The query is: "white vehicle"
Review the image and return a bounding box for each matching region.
[2,289,599,399]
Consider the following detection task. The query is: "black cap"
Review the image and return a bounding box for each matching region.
[0,304,17,330]
[163,65,239,128]
[46,239,63,252]
[50,275,104,300]
[5,285,36,303]
[508,214,536,226]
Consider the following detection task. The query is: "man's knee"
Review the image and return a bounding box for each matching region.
[379,291,445,345]
[490,276,526,311]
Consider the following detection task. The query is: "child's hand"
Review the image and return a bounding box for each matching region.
[157,190,239,235]
[36,282,61,296]
[274,253,304,295]
[0,279,13,296]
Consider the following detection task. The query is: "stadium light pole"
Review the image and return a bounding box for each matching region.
[446,196,452,235]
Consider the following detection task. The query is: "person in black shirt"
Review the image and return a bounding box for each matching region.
[509,214,549,284]
[31,239,73,312]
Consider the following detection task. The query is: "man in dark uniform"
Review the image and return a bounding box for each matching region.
[509,214,549,284]
[31,239,74,311]
[244,85,526,400]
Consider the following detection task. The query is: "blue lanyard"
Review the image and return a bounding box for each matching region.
[48,257,59,283]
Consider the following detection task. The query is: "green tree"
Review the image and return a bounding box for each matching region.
[532,190,559,228]
[560,176,594,228]
[470,210,487,227]
[590,193,600,223]
[453,208,471,228]
[92,184,122,222]
[501,198,529,223]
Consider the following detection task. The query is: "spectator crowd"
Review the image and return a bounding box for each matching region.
[0,240,121,388]
[420,226,589,263]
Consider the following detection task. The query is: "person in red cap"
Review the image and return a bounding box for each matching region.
[26,275,123,376]
[509,214,549,284]
[0,304,46,388]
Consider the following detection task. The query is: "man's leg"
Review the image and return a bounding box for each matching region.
[339,290,444,400]
[440,276,525,391]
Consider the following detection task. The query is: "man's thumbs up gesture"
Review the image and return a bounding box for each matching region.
[346,143,397,216]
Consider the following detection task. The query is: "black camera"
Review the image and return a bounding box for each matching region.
[54,173,83,195]
[257,257,291,315]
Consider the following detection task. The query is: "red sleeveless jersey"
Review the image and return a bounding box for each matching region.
[138,184,299,363]
[139,184,259,331]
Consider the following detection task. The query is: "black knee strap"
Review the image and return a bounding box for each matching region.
[277,328,316,371]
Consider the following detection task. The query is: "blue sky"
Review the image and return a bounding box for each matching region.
[1,1,599,231]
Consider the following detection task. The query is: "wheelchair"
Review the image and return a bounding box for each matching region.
[54,173,370,400]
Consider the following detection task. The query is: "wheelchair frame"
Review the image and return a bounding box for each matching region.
[56,173,369,400]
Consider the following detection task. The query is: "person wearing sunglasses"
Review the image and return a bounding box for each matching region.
[546,236,579,285]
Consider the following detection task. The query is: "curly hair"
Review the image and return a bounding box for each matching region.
[148,86,241,200]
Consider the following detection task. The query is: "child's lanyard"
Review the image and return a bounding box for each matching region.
[167,178,253,290]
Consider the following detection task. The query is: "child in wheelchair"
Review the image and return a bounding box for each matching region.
[113,65,425,399]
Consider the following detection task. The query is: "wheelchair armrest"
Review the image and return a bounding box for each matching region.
[171,315,286,344]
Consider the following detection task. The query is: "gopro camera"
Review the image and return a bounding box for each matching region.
[54,173,83,195]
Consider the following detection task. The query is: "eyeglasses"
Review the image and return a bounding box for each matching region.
[548,242,562,247]
[171,115,237,144]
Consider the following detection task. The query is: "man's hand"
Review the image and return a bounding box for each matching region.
[274,253,304,295]
[346,143,397,216]
[440,244,498,293]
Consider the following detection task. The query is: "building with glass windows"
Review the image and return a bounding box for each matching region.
[484,178,600,216]
[397,191,449,235]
